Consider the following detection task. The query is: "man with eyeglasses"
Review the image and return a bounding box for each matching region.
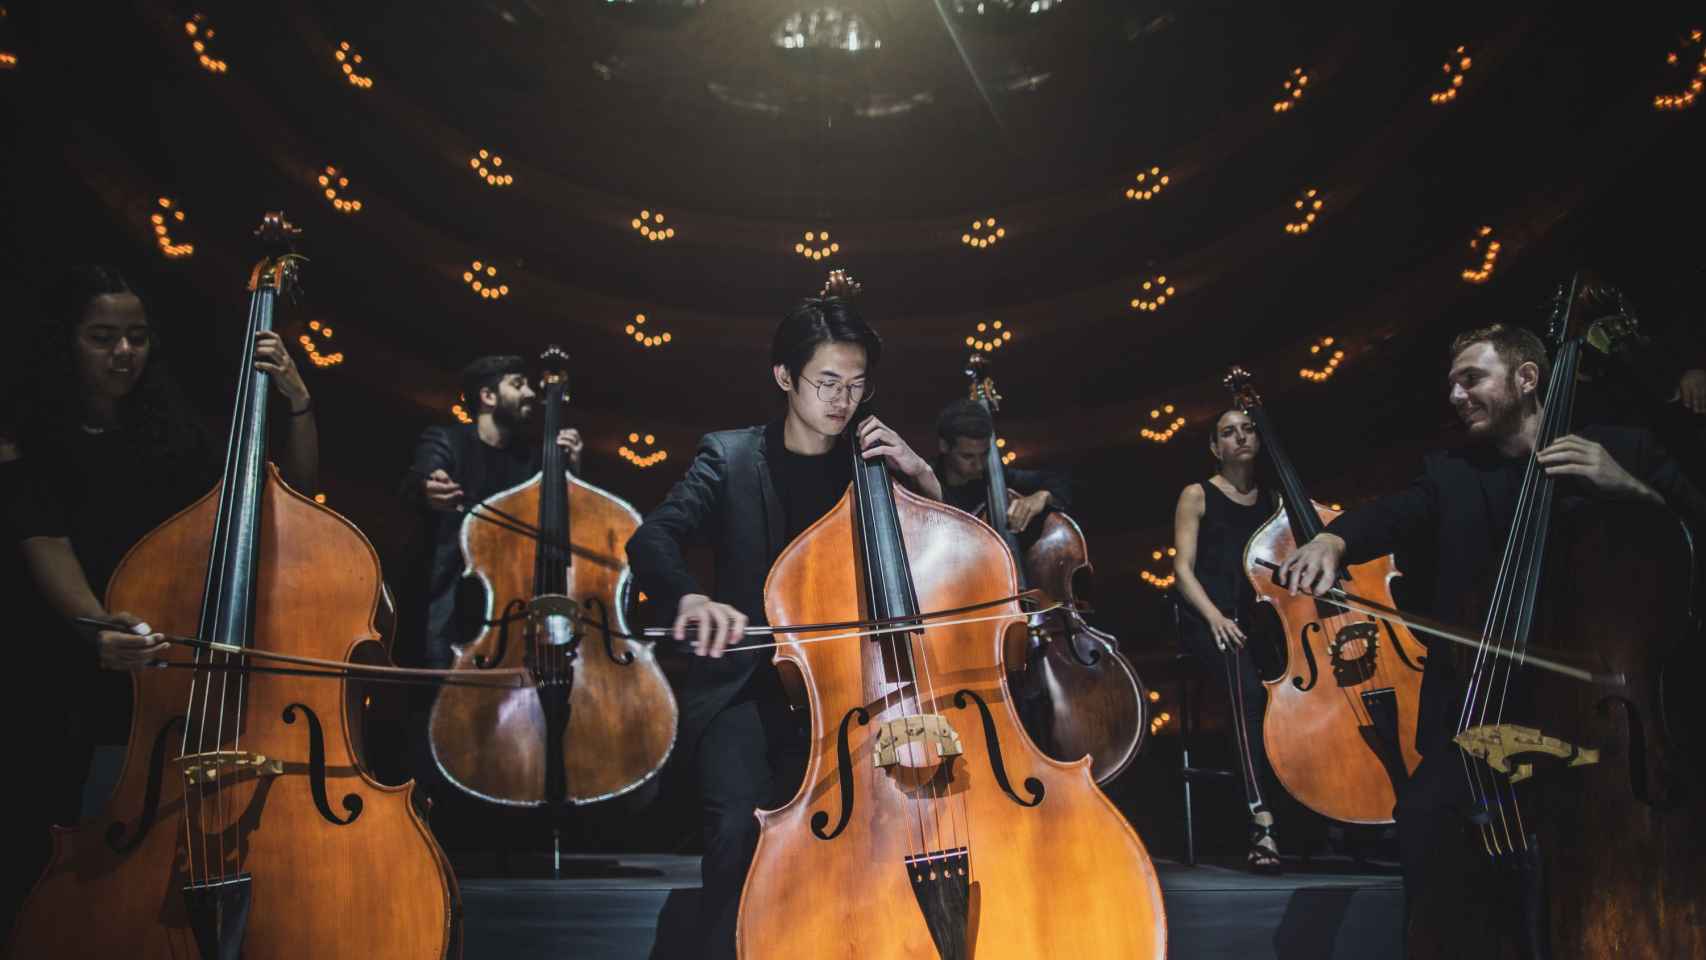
[627,273,940,960]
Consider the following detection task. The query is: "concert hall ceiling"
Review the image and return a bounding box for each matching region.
[3,1,1701,612]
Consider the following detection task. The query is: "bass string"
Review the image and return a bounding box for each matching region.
[849,458,919,861]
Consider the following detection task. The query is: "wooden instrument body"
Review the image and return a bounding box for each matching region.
[1013,509,1147,784]
[1245,500,1426,824]
[738,484,1165,959]
[8,472,457,958]
[1520,503,1700,958]
[428,471,676,805]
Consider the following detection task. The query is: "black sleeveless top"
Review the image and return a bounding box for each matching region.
[1185,479,1272,624]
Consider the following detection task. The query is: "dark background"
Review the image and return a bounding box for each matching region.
[2,0,1701,856]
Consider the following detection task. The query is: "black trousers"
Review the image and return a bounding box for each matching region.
[695,665,807,960]
[1181,616,1277,814]
[1397,746,1548,959]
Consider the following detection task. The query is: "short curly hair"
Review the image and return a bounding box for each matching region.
[1449,323,1550,390]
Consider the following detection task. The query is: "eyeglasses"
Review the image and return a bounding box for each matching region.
[797,375,875,405]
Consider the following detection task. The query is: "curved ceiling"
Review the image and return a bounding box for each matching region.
[4,0,1702,628]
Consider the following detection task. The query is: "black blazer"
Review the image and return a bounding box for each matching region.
[1327,424,1703,752]
[626,421,789,751]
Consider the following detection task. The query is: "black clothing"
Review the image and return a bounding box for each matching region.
[1178,480,1279,812]
[694,667,808,960]
[938,463,1071,521]
[625,419,831,960]
[1326,424,1704,755]
[1324,425,1704,955]
[399,423,545,670]
[767,434,853,543]
[7,423,220,742]
[1180,480,1271,628]
[626,420,792,748]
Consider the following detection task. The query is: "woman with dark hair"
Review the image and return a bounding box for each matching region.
[5,264,318,815]
[626,270,940,960]
[1171,408,1284,871]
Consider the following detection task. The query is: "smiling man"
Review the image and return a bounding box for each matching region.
[625,281,940,960]
[1275,322,1705,956]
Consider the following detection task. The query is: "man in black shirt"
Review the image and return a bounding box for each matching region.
[397,355,582,794]
[933,397,1071,534]
[625,283,941,960]
[1277,323,1704,956]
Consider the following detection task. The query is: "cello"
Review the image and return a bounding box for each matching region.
[1225,366,1427,823]
[428,346,677,805]
[1428,276,1703,957]
[963,354,1147,784]
[8,213,462,958]
[736,405,1166,958]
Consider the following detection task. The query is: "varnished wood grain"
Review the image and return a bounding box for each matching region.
[739,484,1166,959]
[8,470,457,958]
[429,473,677,805]
[1245,501,1426,824]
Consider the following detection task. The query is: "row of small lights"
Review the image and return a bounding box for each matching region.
[470,149,513,187]
[1130,274,1176,311]
[1124,166,1170,201]
[298,320,344,367]
[995,437,1016,465]
[1273,67,1309,112]
[451,402,473,424]
[1461,225,1500,283]
[151,197,194,258]
[1430,46,1473,104]
[334,41,373,89]
[632,210,675,241]
[463,260,510,299]
[1140,547,1177,589]
[619,433,668,468]
[1284,188,1323,235]
[1299,336,1344,381]
[1140,405,1185,443]
[966,320,1012,352]
[625,314,673,348]
[185,15,228,74]
[1655,28,1704,110]
[1146,686,1170,736]
[960,217,1005,248]
[318,165,363,213]
[795,231,838,261]
[0,11,12,70]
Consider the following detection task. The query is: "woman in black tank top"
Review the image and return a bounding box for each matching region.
[1172,409,1283,871]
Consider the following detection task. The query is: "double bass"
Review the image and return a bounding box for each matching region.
[964,354,1147,784]
[1225,366,1427,823]
[736,406,1166,958]
[429,346,677,805]
[1429,276,1703,957]
[9,214,462,958]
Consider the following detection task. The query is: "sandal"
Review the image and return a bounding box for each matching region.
[1247,816,1283,874]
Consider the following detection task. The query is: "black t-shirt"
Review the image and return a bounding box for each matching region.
[400,424,547,666]
[768,440,853,543]
[7,423,220,742]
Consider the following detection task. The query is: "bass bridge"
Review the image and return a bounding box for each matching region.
[178,750,284,785]
[1454,723,1599,784]
[874,714,964,769]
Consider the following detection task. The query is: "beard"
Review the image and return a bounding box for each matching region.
[492,394,533,428]
[1461,374,1524,439]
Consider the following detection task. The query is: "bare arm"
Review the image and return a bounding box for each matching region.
[255,330,318,492]
[1171,486,1220,623]
[1172,485,1249,647]
[19,536,166,669]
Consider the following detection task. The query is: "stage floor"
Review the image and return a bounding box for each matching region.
[456,854,1402,959]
